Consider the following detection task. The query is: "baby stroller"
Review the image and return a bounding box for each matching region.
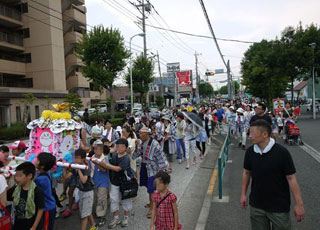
[284,119,303,145]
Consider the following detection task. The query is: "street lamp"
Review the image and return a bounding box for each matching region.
[310,42,316,119]
[130,33,144,115]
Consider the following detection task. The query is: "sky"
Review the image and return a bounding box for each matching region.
[86,0,320,90]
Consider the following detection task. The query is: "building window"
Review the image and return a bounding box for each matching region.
[24,53,31,63]
[35,105,39,118]
[22,28,30,38]
[20,3,28,13]
[16,106,21,123]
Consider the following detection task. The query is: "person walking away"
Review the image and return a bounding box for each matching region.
[204,110,212,145]
[241,120,305,230]
[184,116,198,169]
[196,113,207,160]
[276,113,284,137]
[175,112,186,164]
[235,108,247,150]
[162,116,176,173]
[269,112,278,142]
[150,171,182,230]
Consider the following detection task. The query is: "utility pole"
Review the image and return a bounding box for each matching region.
[141,0,147,57]
[227,60,231,100]
[195,51,200,104]
[157,50,163,98]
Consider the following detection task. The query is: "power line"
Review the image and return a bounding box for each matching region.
[148,2,195,53]
[100,0,138,22]
[143,23,257,44]
[108,0,140,20]
[199,0,227,69]
[149,14,194,55]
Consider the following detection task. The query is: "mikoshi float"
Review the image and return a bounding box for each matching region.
[25,103,82,163]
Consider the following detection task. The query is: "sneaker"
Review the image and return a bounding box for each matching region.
[238,143,242,147]
[98,218,106,227]
[72,203,79,211]
[242,145,246,150]
[55,207,61,219]
[108,218,121,229]
[89,225,98,230]
[178,159,182,164]
[59,193,67,202]
[121,217,129,227]
[62,208,72,218]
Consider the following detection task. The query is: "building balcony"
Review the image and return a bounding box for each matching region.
[0,3,22,28]
[63,7,86,26]
[0,31,24,52]
[0,59,26,75]
[62,0,85,12]
[64,31,82,54]
[65,53,83,77]
[66,72,89,89]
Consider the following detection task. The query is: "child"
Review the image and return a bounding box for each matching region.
[104,138,133,229]
[0,157,8,207]
[277,114,284,137]
[9,141,27,165]
[35,152,57,230]
[7,162,45,230]
[150,171,181,230]
[0,145,10,167]
[90,140,110,227]
[65,149,97,230]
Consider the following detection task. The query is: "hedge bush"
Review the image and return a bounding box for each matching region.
[89,112,126,126]
[0,123,28,141]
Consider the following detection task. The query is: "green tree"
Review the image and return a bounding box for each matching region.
[199,82,214,98]
[156,95,164,107]
[20,93,37,124]
[125,54,154,104]
[241,39,289,106]
[64,93,83,114]
[219,85,228,95]
[76,26,130,118]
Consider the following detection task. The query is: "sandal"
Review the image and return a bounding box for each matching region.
[144,203,150,208]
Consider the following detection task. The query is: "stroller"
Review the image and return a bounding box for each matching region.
[284,119,303,145]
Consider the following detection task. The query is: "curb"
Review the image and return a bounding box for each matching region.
[195,135,225,230]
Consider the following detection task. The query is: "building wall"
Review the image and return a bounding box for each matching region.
[23,0,66,91]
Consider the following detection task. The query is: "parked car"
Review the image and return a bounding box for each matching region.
[132,103,142,113]
[301,99,320,112]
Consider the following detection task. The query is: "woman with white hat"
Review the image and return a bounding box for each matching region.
[235,107,247,150]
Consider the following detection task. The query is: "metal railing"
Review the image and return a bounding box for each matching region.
[0,3,21,21]
[218,126,231,199]
[0,31,23,46]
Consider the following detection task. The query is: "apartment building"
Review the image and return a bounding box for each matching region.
[0,0,105,127]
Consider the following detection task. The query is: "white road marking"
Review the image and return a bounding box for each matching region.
[300,142,320,163]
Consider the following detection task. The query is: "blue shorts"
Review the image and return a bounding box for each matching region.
[68,176,76,186]
[140,163,156,194]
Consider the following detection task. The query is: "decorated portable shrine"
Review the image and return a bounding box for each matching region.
[24,103,82,163]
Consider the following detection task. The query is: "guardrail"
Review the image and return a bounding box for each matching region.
[218,126,231,199]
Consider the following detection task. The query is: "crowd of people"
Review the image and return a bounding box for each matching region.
[0,99,304,230]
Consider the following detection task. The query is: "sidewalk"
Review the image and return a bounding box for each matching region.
[54,139,222,230]
[205,131,320,229]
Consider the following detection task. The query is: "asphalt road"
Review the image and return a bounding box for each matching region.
[206,118,320,230]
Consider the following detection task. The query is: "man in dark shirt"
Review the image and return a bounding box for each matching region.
[249,103,272,126]
[240,120,305,229]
